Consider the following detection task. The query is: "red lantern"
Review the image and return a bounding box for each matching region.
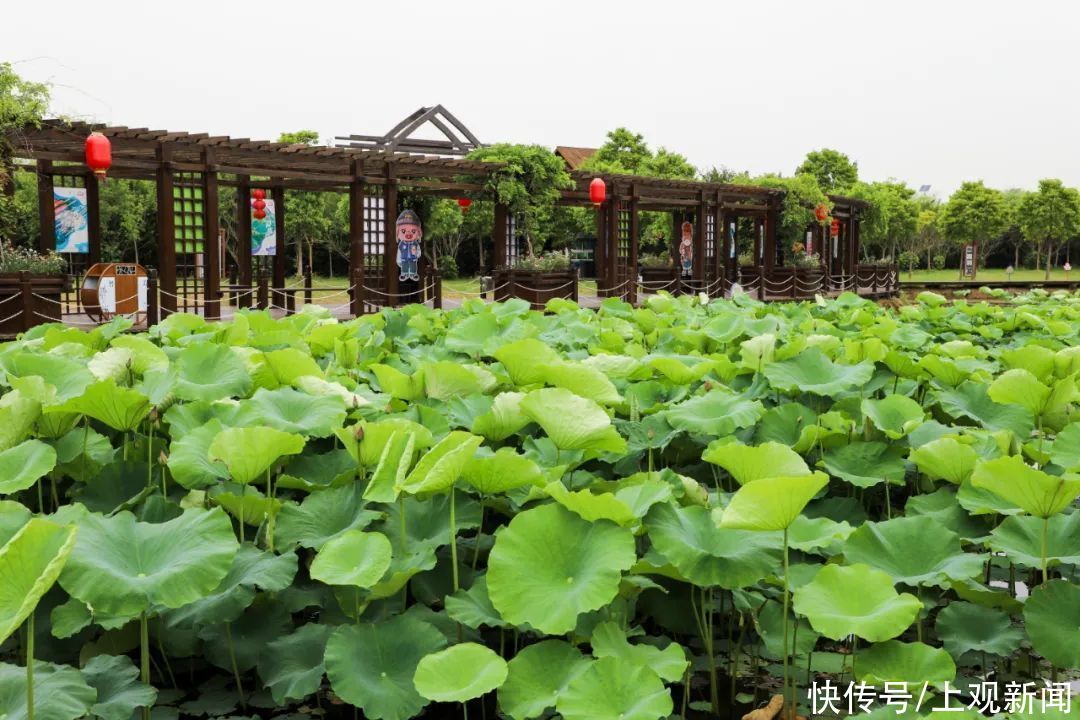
[589,177,606,206]
[814,203,828,222]
[457,198,472,213]
[253,210,267,220]
[252,189,266,201]
[830,218,840,237]
[85,132,112,179]
[252,199,266,211]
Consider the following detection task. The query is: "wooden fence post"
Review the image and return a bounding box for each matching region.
[19,272,34,332]
[147,270,159,327]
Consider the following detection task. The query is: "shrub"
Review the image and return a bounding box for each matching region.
[435,256,459,280]
[511,252,570,272]
[638,253,673,269]
[931,254,946,270]
[0,242,67,274]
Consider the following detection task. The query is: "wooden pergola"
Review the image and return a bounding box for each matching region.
[10,119,503,319]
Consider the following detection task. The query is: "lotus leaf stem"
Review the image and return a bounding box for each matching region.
[225,622,247,710]
[140,613,151,720]
[26,610,34,720]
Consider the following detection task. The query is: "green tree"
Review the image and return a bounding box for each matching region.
[939,181,1009,278]
[641,147,696,180]
[912,205,943,274]
[467,144,573,257]
[1018,179,1080,279]
[998,188,1026,270]
[795,149,858,193]
[0,63,50,245]
[744,173,830,256]
[847,181,917,262]
[582,128,651,174]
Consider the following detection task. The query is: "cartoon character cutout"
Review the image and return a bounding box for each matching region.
[396,209,422,282]
[679,221,694,278]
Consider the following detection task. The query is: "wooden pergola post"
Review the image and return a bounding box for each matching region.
[848,210,860,275]
[605,195,618,296]
[84,172,102,265]
[763,201,778,273]
[693,192,706,283]
[383,164,398,303]
[236,177,252,309]
[202,148,221,320]
[492,203,508,269]
[272,186,287,306]
[348,160,364,317]
[594,201,606,293]
[629,185,640,301]
[155,143,177,317]
[35,160,54,255]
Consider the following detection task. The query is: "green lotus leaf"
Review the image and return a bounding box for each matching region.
[413,642,508,703]
[519,388,626,454]
[198,594,291,672]
[166,419,230,490]
[842,516,984,587]
[174,343,252,401]
[211,484,281,529]
[365,430,416,503]
[494,338,560,386]
[646,503,781,588]
[719,472,829,531]
[1023,579,1080,670]
[612,479,674,519]
[236,386,347,438]
[471,391,531,442]
[81,654,156,720]
[1001,344,1055,380]
[257,622,332,704]
[786,515,854,554]
[444,576,509,629]
[556,656,672,720]
[260,347,323,385]
[663,389,765,437]
[276,482,381,550]
[325,615,447,720]
[109,335,169,376]
[59,507,238,617]
[0,518,77,644]
[463,447,545,495]
[278,448,357,492]
[86,347,133,382]
[971,455,1080,517]
[0,501,31,547]
[820,441,907,488]
[755,598,819,660]
[1050,421,1080,471]
[793,563,921,642]
[0,390,40,453]
[861,394,925,438]
[379,493,482,552]
[167,543,297,626]
[310,530,392,588]
[0,661,96,720]
[445,312,501,356]
[589,621,687,683]
[50,379,150,433]
[934,601,1024,659]
[702,440,810,484]
[542,362,621,405]
[497,640,592,720]
[0,439,56,494]
[422,361,491,401]
[0,351,95,403]
[398,431,483,496]
[934,381,1034,439]
[909,437,978,485]
[904,487,990,541]
[544,482,636,527]
[740,333,776,370]
[990,512,1080,568]
[764,347,874,396]
[988,368,1050,417]
[371,363,424,401]
[855,640,956,690]
[487,503,635,634]
[341,418,433,469]
[208,426,306,485]
[294,375,371,409]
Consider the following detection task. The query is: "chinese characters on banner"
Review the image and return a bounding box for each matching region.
[54,187,89,253]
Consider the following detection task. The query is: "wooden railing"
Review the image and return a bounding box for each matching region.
[493,268,579,310]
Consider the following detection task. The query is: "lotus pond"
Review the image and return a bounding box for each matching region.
[1,289,1079,720]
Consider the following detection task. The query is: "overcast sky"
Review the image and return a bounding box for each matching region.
[7,0,1078,197]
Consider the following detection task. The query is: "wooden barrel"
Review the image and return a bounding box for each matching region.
[80,262,149,321]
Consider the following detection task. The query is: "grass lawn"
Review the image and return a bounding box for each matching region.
[901,268,1078,282]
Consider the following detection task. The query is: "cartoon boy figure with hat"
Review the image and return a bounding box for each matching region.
[396,209,423,282]
[679,221,694,278]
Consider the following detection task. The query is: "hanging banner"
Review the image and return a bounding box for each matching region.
[252,199,277,256]
[679,221,694,278]
[805,230,814,256]
[54,187,89,253]
[729,222,736,258]
[396,209,423,281]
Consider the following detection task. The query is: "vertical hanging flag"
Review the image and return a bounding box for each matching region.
[54,187,89,253]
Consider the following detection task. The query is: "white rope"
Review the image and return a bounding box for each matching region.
[452,282,511,297]
[0,293,22,307]
[360,282,438,299]
[0,310,24,326]
[509,279,577,293]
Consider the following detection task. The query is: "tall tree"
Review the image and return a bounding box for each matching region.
[939,181,1009,278]
[1018,179,1080,279]
[847,181,918,262]
[0,63,50,245]
[467,144,573,257]
[795,149,858,193]
[583,128,651,174]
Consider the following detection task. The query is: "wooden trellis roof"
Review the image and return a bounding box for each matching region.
[563,169,783,209]
[8,120,501,189]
